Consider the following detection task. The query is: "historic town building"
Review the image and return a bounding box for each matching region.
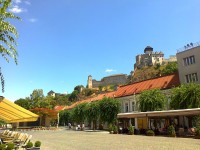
[176,42,200,84]
[115,72,180,129]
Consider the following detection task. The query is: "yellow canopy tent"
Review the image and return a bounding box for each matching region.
[0,97,38,123]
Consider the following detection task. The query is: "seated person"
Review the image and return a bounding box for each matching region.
[77,125,81,130]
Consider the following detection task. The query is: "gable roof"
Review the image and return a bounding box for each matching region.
[66,91,116,110]
[48,90,55,95]
[115,72,180,98]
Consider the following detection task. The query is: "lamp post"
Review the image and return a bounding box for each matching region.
[57,112,59,128]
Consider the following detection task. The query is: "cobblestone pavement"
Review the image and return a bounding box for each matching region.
[25,128,200,150]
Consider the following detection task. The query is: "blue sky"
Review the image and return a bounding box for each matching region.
[1,0,200,101]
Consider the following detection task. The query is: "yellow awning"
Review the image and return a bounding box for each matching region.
[0,97,39,123]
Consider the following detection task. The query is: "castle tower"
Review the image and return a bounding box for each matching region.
[88,75,92,89]
[144,46,153,54]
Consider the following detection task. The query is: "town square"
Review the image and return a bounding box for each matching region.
[1,0,200,149]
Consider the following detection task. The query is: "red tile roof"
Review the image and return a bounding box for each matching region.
[66,91,116,110]
[115,72,180,98]
[54,106,66,111]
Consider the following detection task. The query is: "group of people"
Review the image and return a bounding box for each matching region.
[67,123,84,130]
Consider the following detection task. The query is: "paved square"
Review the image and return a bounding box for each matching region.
[26,128,200,150]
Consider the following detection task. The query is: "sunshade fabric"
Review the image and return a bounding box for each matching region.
[0,98,38,123]
[117,108,200,119]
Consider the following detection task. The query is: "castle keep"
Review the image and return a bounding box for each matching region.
[134,46,176,69]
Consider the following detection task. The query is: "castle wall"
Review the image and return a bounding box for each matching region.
[91,74,128,88]
[164,55,177,64]
[101,75,128,86]
[151,53,164,65]
[92,80,102,88]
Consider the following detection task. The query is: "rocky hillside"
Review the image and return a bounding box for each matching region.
[131,62,178,83]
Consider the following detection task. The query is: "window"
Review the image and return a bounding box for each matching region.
[125,103,129,112]
[183,56,195,66]
[185,73,198,83]
[190,56,195,64]
[183,58,187,66]
[132,102,135,111]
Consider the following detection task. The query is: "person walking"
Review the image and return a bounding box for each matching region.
[68,123,71,130]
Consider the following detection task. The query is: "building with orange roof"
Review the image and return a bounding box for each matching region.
[115,72,180,130]
[65,91,116,110]
[59,91,116,129]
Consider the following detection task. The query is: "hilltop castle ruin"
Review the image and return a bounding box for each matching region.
[87,74,129,89]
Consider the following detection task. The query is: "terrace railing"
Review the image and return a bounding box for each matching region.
[177,41,200,53]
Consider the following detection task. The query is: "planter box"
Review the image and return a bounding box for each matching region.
[195,135,200,139]
[168,134,176,137]
[147,133,155,136]
[26,147,40,150]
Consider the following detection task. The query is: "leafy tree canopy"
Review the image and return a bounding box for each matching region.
[74,85,84,93]
[71,103,87,124]
[82,88,95,97]
[139,89,166,112]
[170,83,200,109]
[68,90,79,102]
[30,89,44,100]
[85,102,100,122]
[59,109,72,126]
[99,97,120,124]
[54,94,71,106]
[15,89,71,110]
[14,98,31,110]
[161,62,178,75]
[0,0,20,92]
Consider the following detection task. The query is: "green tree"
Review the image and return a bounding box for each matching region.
[74,85,84,94]
[68,90,79,102]
[82,88,94,96]
[98,85,103,92]
[99,97,120,124]
[59,109,72,126]
[0,0,20,92]
[14,98,31,109]
[30,89,44,100]
[161,62,178,75]
[40,96,55,109]
[53,94,71,106]
[85,101,100,130]
[30,89,44,108]
[154,63,161,70]
[139,89,166,112]
[72,103,87,130]
[170,83,200,109]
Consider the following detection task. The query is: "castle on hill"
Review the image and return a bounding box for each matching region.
[87,46,177,89]
[87,74,129,89]
[134,46,176,69]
